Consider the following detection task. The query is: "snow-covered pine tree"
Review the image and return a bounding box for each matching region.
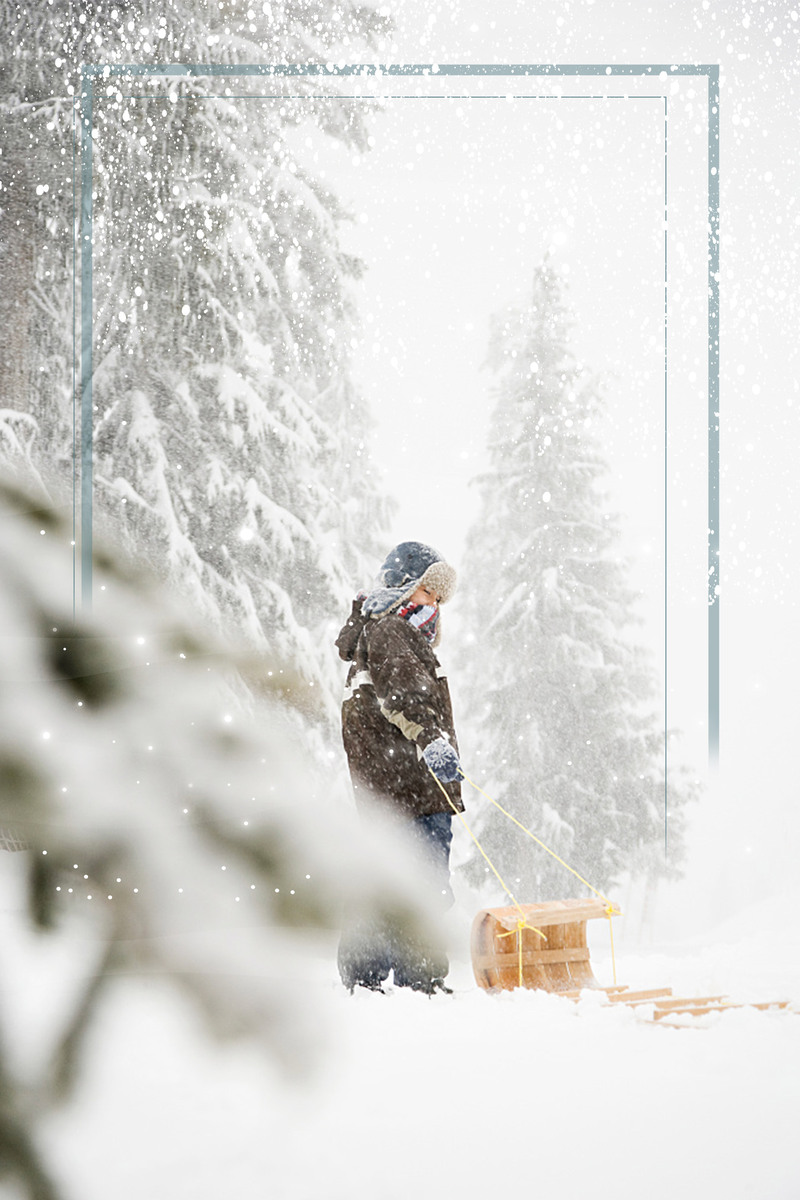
[0,0,392,725]
[456,263,690,900]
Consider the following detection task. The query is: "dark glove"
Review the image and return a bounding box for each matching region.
[422,737,463,783]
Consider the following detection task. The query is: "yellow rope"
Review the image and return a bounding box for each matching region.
[426,766,622,988]
[498,917,546,988]
[427,769,524,914]
[462,772,617,909]
[460,772,622,986]
[606,904,618,987]
[426,769,547,988]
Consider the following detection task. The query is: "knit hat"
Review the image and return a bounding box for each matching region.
[362,541,457,624]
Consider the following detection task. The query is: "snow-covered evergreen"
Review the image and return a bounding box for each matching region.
[0,0,392,727]
[456,263,693,900]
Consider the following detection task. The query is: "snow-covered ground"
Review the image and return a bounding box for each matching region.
[4,866,798,1200]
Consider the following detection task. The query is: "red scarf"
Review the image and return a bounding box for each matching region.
[397,601,439,643]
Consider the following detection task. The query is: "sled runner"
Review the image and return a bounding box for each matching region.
[562,986,791,1022]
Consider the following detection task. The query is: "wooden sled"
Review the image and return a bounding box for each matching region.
[471,898,620,992]
[471,898,792,1021]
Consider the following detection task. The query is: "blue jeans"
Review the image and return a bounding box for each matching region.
[338,812,453,990]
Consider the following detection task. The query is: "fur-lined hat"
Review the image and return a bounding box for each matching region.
[362,541,457,622]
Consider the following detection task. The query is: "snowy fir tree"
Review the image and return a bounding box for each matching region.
[0,0,393,728]
[456,263,693,901]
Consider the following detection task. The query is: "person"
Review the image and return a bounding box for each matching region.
[335,541,464,995]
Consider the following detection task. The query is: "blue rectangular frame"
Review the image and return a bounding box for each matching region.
[76,62,720,764]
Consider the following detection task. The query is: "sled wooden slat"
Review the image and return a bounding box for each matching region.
[653,1002,733,1019]
[471,898,620,993]
[607,988,673,1003]
[653,995,727,1010]
[475,947,592,968]
[561,985,630,1000]
[652,998,791,1020]
[483,899,618,931]
[560,989,792,1020]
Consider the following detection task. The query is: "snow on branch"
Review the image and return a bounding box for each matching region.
[0,476,434,1198]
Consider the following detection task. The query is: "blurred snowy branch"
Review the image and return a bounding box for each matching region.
[0,477,430,1200]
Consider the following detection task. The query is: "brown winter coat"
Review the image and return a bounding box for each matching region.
[336,599,464,818]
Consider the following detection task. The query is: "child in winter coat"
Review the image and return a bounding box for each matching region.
[335,541,463,994]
